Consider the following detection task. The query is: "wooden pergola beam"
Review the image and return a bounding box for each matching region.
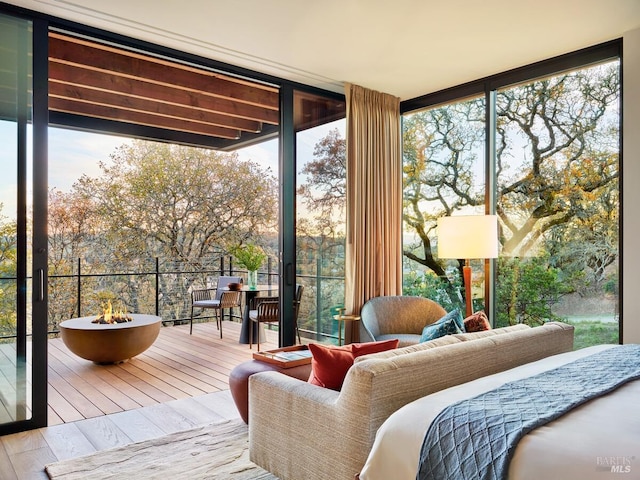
[49,33,279,109]
[47,32,280,144]
[49,97,241,139]
[49,81,263,133]
[48,62,278,126]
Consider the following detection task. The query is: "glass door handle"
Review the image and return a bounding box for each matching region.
[38,269,44,301]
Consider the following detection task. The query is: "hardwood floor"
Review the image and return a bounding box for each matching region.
[0,320,278,479]
[48,320,276,425]
[0,390,242,479]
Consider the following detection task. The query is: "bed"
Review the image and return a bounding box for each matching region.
[359,345,640,480]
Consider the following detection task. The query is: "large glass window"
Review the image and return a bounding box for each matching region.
[495,61,620,347]
[402,54,620,349]
[402,96,486,312]
[295,91,346,344]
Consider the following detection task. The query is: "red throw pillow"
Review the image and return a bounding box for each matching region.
[307,339,399,391]
[351,339,400,357]
[463,311,491,332]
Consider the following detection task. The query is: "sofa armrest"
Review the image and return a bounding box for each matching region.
[249,372,364,480]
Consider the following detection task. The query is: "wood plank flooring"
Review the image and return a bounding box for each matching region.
[0,390,242,479]
[47,320,277,425]
[0,320,280,479]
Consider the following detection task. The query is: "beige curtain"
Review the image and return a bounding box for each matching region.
[344,83,402,330]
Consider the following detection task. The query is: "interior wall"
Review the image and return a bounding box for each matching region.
[622,27,640,344]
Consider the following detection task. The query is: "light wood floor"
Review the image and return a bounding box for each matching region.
[0,320,279,480]
[0,390,242,479]
[48,320,277,425]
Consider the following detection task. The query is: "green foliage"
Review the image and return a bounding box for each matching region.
[46,139,278,325]
[566,320,619,350]
[401,62,620,339]
[603,274,618,295]
[72,140,277,263]
[496,256,569,327]
[402,270,462,312]
[0,212,17,337]
[231,243,267,271]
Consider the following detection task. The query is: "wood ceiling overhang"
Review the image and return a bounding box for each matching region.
[48,32,280,149]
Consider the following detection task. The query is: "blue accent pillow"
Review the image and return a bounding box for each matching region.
[420,308,465,342]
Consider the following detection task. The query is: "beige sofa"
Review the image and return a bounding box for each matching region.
[249,322,575,480]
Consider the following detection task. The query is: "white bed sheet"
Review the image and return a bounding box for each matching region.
[360,345,640,480]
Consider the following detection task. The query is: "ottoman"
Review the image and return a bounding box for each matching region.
[229,359,312,423]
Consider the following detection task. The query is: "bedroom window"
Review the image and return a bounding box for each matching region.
[402,95,486,311]
[495,60,620,347]
[401,44,620,348]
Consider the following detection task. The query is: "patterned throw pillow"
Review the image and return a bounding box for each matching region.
[420,308,464,342]
[463,311,491,332]
[307,339,399,391]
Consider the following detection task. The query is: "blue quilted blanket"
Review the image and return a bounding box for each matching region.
[417,344,640,480]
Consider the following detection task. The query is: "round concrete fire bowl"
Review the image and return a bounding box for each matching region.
[59,314,162,364]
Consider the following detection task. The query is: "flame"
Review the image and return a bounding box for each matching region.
[104,300,113,323]
[92,300,133,324]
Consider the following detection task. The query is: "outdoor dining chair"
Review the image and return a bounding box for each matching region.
[189,275,243,336]
[248,296,279,351]
[248,286,303,349]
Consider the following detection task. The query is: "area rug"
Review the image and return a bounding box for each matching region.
[45,419,278,479]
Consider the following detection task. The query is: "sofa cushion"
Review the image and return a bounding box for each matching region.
[308,339,399,390]
[452,323,529,341]
[355,334,463,362]
[420,308,464,342]
[464,311,491,332]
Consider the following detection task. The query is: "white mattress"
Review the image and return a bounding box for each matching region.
[360,345,640,480]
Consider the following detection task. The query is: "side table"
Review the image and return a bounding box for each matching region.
[333,313,361,346]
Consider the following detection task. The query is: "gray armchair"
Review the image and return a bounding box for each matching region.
[359,295,447,346]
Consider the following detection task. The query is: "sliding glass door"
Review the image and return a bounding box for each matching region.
[293,90,346,344]
[0,12,48,435]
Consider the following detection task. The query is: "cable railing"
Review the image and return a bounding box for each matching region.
[0,256,345,343]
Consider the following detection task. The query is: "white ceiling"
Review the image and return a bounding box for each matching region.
[5,0,640,100]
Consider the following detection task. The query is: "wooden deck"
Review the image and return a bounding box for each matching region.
[0,320,281,479]
[1,390,244,479]
[47,319,278,426]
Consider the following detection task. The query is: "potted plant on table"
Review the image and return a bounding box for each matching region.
[232,243,266,289]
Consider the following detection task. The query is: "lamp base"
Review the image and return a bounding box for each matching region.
[463,263,472,318]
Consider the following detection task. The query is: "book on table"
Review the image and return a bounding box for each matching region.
[253,345,312,368]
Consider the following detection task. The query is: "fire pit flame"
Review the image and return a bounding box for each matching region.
[92,300,133,324]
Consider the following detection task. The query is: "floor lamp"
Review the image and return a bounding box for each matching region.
[437,215,499,317]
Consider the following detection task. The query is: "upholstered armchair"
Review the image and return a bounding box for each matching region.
[359,295,447,347]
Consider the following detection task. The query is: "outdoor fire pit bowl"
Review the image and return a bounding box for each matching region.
[59,314,162,364]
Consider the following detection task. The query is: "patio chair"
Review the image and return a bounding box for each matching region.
[249,296,279,351]
[189,275,243,336]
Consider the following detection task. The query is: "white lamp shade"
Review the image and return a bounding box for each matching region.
[437,215,499,259]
